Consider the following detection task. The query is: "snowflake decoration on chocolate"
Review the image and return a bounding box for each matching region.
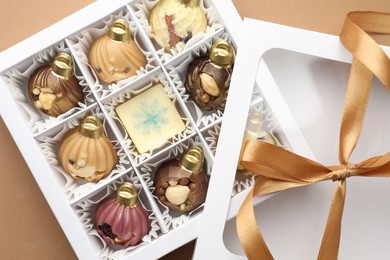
[133,99,168,135]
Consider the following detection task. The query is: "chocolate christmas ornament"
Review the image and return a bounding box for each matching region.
[59,115,117,182]
[185,39,234,111]
[154,146,208,212]
[150,0,207,51]
[28,53,84,117]
[89,18,146,84]
[94,182,151,247]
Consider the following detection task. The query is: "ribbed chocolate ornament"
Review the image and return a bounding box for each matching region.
[28,52,84,116]
[59,115,117,182]
[89,18,146,84]
[94,182,151,247]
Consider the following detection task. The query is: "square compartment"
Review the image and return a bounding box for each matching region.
[166,32,234,129]
[130,0,224,63]
[35,105,131,203]
[1,40,95,135]
[67,6,160,99]
[102,69,196,165]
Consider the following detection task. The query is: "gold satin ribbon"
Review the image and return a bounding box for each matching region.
[237,11,390,260]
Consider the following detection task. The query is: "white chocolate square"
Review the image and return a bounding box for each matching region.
[115,83,186,153]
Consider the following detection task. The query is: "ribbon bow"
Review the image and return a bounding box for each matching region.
[237,11,390,260]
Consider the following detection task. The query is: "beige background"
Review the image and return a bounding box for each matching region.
[1,0,389,259]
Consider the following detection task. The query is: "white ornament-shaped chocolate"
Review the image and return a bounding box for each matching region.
[150,0,207,51]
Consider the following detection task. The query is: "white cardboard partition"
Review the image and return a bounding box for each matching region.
[194,18,390,259]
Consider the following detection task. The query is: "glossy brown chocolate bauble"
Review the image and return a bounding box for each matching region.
[154,146,208,213]
[185,55,233,111]
[28,65,84,117]
[154,160,207,212]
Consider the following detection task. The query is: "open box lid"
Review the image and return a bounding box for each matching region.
[194,18,390,259]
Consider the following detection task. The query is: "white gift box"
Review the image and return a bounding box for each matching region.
[194,18,390,259]
[0,0,243,258]
[4,1,389,259]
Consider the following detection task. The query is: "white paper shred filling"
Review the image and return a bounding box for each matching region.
[2,41,94,135]
[36,107,130,202]
[132,0,223,63]
[167,33,233,128]
[202,123,220,157]
[73,174,160,260]
[69,8,158,99]
[137,136,213,230]
[104,72,195,165]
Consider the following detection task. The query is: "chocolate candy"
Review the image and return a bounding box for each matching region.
[185,39,234,111]
[154,146,208,213]
[28,53,84,116]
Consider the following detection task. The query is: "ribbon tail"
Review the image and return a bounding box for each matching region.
[237,177,308,260]
[338,58,372,164]
[318,180,347,260]
[237,178,273,260]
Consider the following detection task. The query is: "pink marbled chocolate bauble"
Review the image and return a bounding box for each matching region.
[94,182,151,247]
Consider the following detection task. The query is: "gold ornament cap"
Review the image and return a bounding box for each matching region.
[179,146,205,174]
[176,0,199,7]
[79,115,104,139]
[209,39,234,67]
[109,18,131,43]
[116,182,139,208]
[51,53,74,80]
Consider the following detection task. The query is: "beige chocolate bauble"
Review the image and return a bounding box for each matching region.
[59,115,118,182]
[150,0,207,51]
[89,18,146,84]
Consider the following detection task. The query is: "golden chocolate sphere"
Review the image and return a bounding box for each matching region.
[59,115,118,182]
[89,18,146,84]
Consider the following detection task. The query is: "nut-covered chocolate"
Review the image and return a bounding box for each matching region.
[28,53,84,117]
[154,146,208,213]
[185,39,234,111]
